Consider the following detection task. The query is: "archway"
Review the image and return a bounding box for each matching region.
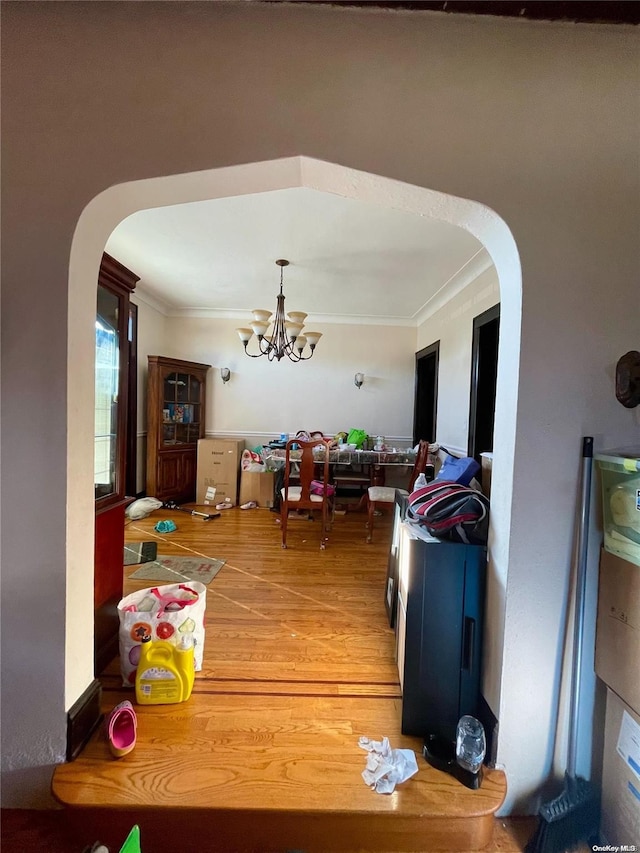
[67,154,521,749]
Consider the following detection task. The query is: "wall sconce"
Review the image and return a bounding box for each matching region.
[220,367,231,384]
[354,372,364,390]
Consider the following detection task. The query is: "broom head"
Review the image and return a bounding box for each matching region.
[525,773,600,853]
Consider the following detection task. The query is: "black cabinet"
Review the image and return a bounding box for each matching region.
[396,522,486,742]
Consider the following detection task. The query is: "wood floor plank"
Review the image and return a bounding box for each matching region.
[53,505,506,851]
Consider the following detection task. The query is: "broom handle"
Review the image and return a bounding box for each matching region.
[566,436,593,780]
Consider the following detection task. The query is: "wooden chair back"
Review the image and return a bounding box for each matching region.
[281,437,333,549]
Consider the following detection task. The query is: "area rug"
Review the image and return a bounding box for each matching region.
[128,554,225,585]
[123,541,158,566]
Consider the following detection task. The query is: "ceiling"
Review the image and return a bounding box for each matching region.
[105,187,486,325]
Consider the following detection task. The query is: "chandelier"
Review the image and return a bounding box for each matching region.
[236,259,322,362]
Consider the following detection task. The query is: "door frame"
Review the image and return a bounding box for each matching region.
[467,303,500,460]
[413,340,440,446]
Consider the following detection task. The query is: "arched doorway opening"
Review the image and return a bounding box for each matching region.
[67,154,521,756]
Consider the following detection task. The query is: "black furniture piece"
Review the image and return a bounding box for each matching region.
[395,522,486,742]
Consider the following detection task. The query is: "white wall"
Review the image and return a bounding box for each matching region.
[417,265,500,453]
[160,315,416,443]
[2,3,639,813]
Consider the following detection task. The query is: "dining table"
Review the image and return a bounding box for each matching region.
[263,445,435,489]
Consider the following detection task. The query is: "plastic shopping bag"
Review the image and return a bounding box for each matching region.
[347,428,368,449]
[310,479,336,496]
[117,582,206,686]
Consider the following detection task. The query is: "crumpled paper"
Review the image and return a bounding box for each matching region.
[358,736,419,794]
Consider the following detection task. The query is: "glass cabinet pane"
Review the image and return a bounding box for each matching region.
[161,371,201,445]
[176,373,190,403]
[189,374,201,403]
[95,285,120,499]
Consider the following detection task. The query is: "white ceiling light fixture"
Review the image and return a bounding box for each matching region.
[236,259,322,362]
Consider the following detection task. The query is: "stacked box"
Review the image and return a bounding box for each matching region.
[239,470,276,508]
[196,438,245,505]
[596,548,640,844]
[601,688,640,846]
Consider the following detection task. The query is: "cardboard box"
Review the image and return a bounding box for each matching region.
[600,687,640,846]
[239,470,276,508]
[196,438,245,505]
[480,452,493,498]
[595,548,640,713]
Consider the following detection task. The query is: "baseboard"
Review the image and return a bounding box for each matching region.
[94,594,120,676]
[66,679,102,761]
[477,693,499,768]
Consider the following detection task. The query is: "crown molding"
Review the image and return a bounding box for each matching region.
[414,247,494,327]
[133,248,494,327]
[132,284,172,315]
[169,307,416,326]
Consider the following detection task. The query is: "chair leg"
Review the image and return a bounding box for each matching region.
[320,502,328,549]
[281,500,288,548]
[366,499,375,543]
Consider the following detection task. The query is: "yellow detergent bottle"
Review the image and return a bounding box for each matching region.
[135,634,195,705]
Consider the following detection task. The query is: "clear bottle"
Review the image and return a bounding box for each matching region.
[414,472,428,490]
[455,715,486,774]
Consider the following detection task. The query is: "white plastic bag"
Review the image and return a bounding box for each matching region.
[117,582,206,686]
[126,497,163,519]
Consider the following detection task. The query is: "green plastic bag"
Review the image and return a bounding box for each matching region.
[347,428,368,449]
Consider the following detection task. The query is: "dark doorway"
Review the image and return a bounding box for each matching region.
[414,341,439,445]
[468,304,500,462]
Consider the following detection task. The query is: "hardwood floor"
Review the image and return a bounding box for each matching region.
[50,504,512,852]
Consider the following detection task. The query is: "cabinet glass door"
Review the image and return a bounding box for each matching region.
[95,284,120,500]
[162,371,201,446]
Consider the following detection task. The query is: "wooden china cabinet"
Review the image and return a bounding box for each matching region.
[94,253,139,674]
[146,356,211,503]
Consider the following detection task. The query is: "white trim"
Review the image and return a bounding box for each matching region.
[204,429,414,444]
[414,248,494,326]
[170,307,416,326]
[131,284,172,315]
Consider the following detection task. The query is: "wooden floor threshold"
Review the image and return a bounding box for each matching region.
[53,508,507,852]
[53,690,506,852]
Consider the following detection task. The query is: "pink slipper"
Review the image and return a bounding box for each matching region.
[105,700,137,758]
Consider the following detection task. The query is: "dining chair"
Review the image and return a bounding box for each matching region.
[365,439,431,543]
[280,437,333,549]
